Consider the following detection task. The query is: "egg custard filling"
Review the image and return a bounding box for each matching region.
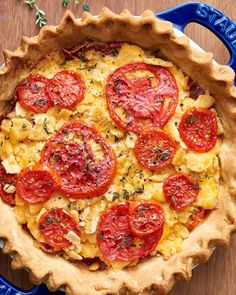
[0,42,222,271]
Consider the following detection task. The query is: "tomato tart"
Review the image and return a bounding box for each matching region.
[0,9,236,295]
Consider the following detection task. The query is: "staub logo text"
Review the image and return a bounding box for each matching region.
[196,3,236,48]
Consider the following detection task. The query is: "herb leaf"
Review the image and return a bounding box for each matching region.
[25,0,35,9]
[83,3,90,11]
[62,0,70,7]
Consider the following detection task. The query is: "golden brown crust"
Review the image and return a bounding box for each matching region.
[1,8,236,295]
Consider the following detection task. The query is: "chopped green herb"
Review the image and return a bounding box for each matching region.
[52,154,61,162]
[78,51,88,63]
[98,231,104,239]
[112,192,120,201]
[112,48,120,57]
[88,63,97,71]
[193,182,200,190]
[21,123,28,130]
[123,190,130,200]
[62,129,69,135]
[43,118,50,134]
[34,99,48,107]
[187,115,195,124]
[151,49,160,56]
[158,150,171,162]
[39,223,44,229]
[136,169,144,179]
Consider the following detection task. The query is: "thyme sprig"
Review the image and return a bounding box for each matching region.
[35,8,47,28]
[24,1,47,28]
[24,0,91,29]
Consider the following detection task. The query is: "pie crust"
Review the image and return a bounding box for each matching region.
[1,8,236,295]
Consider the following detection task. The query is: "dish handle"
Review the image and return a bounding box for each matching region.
[156,1,236,82]
[0,275,59,295]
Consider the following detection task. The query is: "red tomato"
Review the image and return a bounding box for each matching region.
[39,208,80,249]
[16,165,60,204]
[129,202,165,237]
[106,62,178,134]
[134,128,177,171]
[40,120,117,199]
[0,163,17,205]
[18,75,52,113]
[46,70,85,109]
[186,207,205,231]
[163,173,200,210]
[97,203,163,261]
[179,107,217,152]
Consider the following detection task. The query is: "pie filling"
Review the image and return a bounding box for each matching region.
[0,42,222,271]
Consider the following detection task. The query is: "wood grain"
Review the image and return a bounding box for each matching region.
[0,0,235,294]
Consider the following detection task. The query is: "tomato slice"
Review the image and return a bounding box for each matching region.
[18,75,52,113]
[40,120,117,199]
[163,173,199,210]
[106,62,178,134]
[129,202,165,237]
[97,203,163,261]
[39,208,80,249]
[185,207,205,231]
[179,107,217,152]
[16,165,60,204]
[0,163,17,205]
[134,128,177,171]
[46,70,85,109]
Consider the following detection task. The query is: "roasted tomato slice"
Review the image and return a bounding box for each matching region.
[106,62,178,134]
[163,173,199,210]
[16,165,60,204]
[0,163,17,205]
[129,202,165,237]
[46,70,85,109]
[134,128,177,171]
[97,203,163,261]
[186,207,205,231]
[179,107,217,152]
[40,120,117,199]
[18,75,52,113]
[39,208,80,249]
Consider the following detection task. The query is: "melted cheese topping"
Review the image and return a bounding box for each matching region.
[0,43,221,269]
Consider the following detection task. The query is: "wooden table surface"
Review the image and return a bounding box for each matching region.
[0,0,235,294]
